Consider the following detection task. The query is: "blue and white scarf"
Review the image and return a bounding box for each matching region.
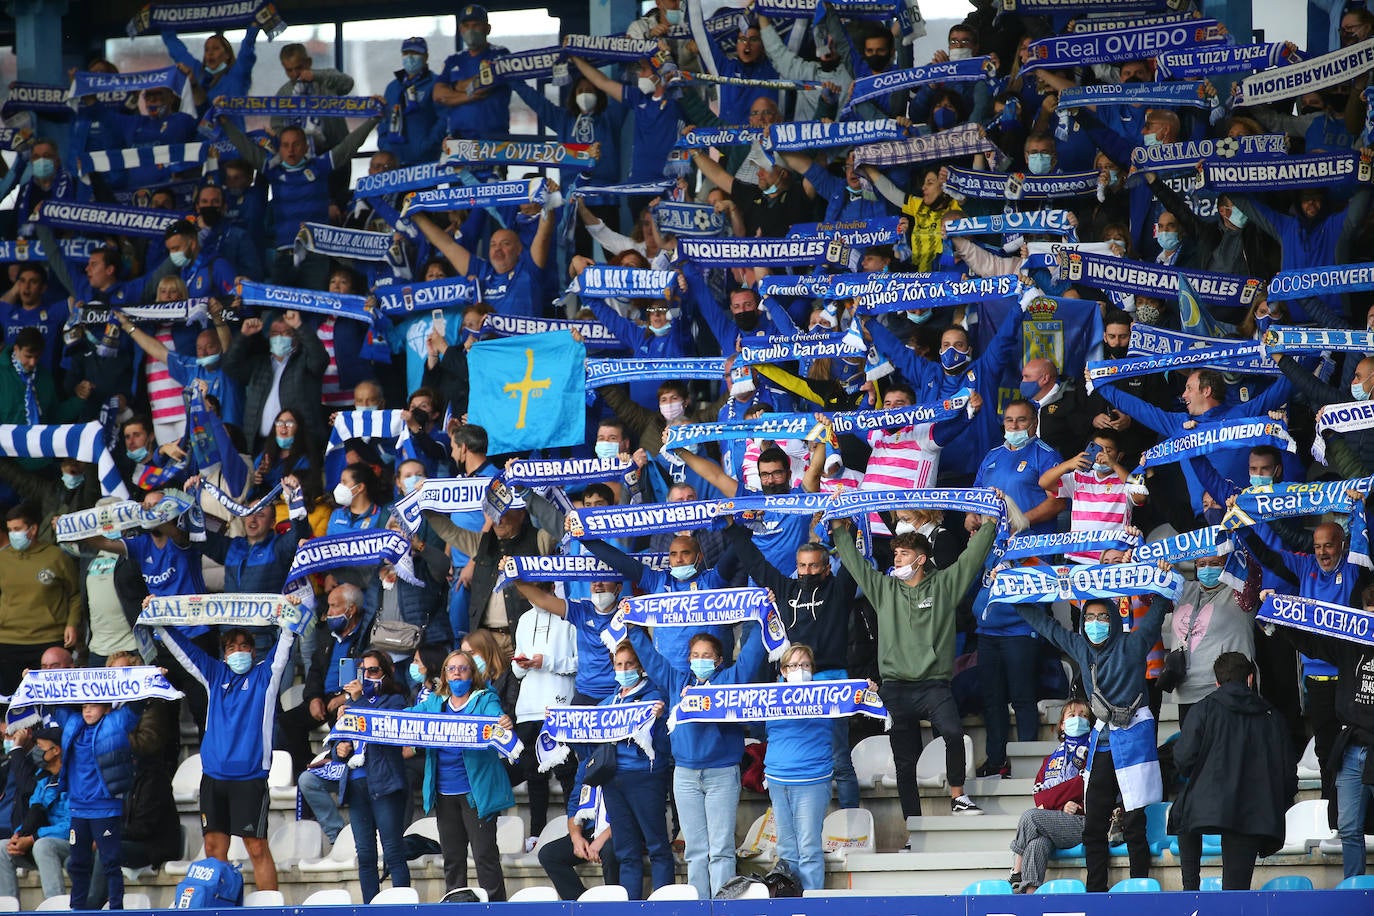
[606,586,789,658]
[1022,20,1226,72]
[392,477,488,534]
[485,313,620,348]
[1058,251,1262,308]
[1267,265,1374,302]
[0,238,102,264]
[849,276,1020,313]
[677,237,828,267]
[10,667,183,708]
[68,67,186,108]
[35,200,177,240]
[989,562,1184,604]
[2,82,76,118]
[53,496,187,543]
[822,487,1004,521]
[1127,324,1274,374]
[355,162,453,198]
[573,266,677,299]
[738,331,865,365]
[567,179,676,201]
[285,530,421,601]
[1237,36,1374,106]
[212,96,382,119]
[791,218,902,249]
[944,167,1101,201]
[140,593,310,633]
[665,70,823,93]
[1087,706,1162,811]
[503,457,637,489]
[293,223,391,263]
[238,282,385,344]
[1204,152,1360,191]
[126,0,286,39]
[663,415,815,450]
[1222,475,1374,535]
[568,499,734,539]
[1000,530,1141,561]
[667,680,890,731]
[331,707,522,760]
[756,274,835,299]
[1132,526,1230,563]
[199,480,282,519]
[851,122,1003,169]
[766,119,905,152]
[111,299,217,325]
[654,202,726,238]
[1085,346,1267,392]
[1126,133,1290,185]
[754,0,899,20]
[1069,9,1195,32]
[1134,419,1296,473]
[77,143,208,177]
[492,554,630,594]
[0,422,126,497]
[373,277,479,318]
[402,180,548,215]
[536,702,660,771]
[1313,401,1374,465]
[1262,327,1374,358]
[1056,82,1215,111]
[843,57,995,115]
[822,270,965,301]
[1157,41,1300,80]
[441,138,598,170]
[477,48,562,86]
[1257,593,1374,648]
[586,357,725,388]
[942,210,1077,239]
[562,34,664,64]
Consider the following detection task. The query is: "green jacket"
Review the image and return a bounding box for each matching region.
[0,345,83,427]
[835,521,997,682]
[0,540,83,645]
[411,689,515,821]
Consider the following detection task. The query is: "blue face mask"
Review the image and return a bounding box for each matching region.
[670,563,697,581]
[401,54,425,75]
[205,61,229,76]
[61,473,84,491]
[275,435,294,449]
[932,107,958,130]
[226,651,253,675]
[762,182,781,196]
[409,662,424,683]
[196,354,220,369]
[1156,230,1181,252]
[325,614,349,634]
[1249,474,1273,488]
[269,335,294,358]
[939,346,970,372]
[448,678,472,697]
[648,321,672,337]
[30,158,55,181]
[361,677,383,698]
[169,249,191,268]
[1226,205,1248,229]
[1353,380,1371,402]
[594,441,619,460]
[906,309,931,324]
[1026,152,1053,176]
[664,8,683,24]
[1018,380,1041,400]
[614,669,641,688]
[1196,565,1223,587]
[127,446,149,463]
[1084,620,1111,644]
[1142,132,1160,147]
[1063,716,1091,738]
[7,531,30,552]
[689,658,717,680]
[1004,429,1030,449]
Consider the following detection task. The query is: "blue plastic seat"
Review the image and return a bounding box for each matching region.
[1336,875,1374,889]
[1168,833,1222,856]
[1050,843,1085,860]
[963,880,1013,895]
[1199,877,1224,891]
[1035,879,1086,894]
[1110,877,1161,893]
[1143,802,1173,855]
[1260,875,1313,891]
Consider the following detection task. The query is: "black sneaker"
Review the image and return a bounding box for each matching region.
[951,796,984,815]
[976,761,1011,778]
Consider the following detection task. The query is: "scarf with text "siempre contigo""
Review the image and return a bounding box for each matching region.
[603,586,789,659]
[668,680,890,731]
[535,702,659,772]
[9,667,183,708]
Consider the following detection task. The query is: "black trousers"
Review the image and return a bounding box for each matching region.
[537,828,621,900]
[1177,831,1267,890]
[1306,677,1342,828]
[878,679,966,818]
[0,642,58,695]
[1083,748,1150,892]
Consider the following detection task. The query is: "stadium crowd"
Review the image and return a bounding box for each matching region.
[1,0,1374,907]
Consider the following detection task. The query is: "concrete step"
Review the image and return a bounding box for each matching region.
[905,815,1020,853]
[1006,740,1058,777]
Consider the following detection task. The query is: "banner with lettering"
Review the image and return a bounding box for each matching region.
[1133,419,1296,473]
[535,702,661,771]
[989,562,1184,604]
[139,593,309,633]
[1236,36,1374,106]
[1022,20,1227,72]
[606,586,789,659]
[667,680,890,730]
[1257,593,1374,648]
[330,707,522,759]
[391,478,489,534]
[1131,526,1231,563]
[10,666,183,708]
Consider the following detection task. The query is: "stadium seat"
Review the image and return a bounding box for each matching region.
[1049,843,1085,860]
[244,891,286,907]
[403,816,443,867]
[299,829,359,872]
[1297,737,1321,781]
[1168,832,1221,857]
[1260,875,1313,891]
[1143,801,1173,854]
[1110,878,1160,892]
[1035,879,1086,894]
[737,883,770,899]
[648,884,701,900]
[34,896,69,911]
[495,814,527,858]
[0,896,18,912]
[963,880,1013,894]
[822,808,876,861]
[170,754,202,805]
[851,735,896,789]
[917,735,975,788]
[301,889,353,906]
[1200,877,1223,891]
[508,886,561,903]
[504,817,567,869]
[1336,875,1374,889]
[369,887,420,904]
[267,749,296,803]
[268,819,324,868]
[1277,799,1333,855]
[106,893,150,910]
[737,810,778,862]
[578,885,630,901]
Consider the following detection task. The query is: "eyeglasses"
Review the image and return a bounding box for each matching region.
[759,469,790,480]
[359,665,383,676]
[949,37,975,47]
[445,664,473,675]
[781,663,813,671]
[1083,612,1113,622]
[275,419,297,428]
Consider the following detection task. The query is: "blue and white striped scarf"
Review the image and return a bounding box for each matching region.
[77,143,208,177]
[1087,707,1162,811]
[324,409,410,470]
[1157,41,1300,80]
[0,422,126,497]
[843,57,995,115]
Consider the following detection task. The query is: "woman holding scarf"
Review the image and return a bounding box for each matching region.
[162,28,259,122]
[410,648,515,900]
[1007,699,1094,894]
[335,651,411,902]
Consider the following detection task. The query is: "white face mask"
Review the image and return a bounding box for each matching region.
[660,399,685,421]
[894,521,917,536]
[592,591,618,612]
[637,77,657,95]
[784,668,813,684]
[891,563,916,581]
[948,46,973,61]
[576,92,597,113]
[332,482,354,505]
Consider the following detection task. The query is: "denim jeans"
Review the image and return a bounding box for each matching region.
[349,780,411,903]
[816,669,859,808]
[1336,744,1374,878]
[977,635,1041,769]
[673,765,740,898]
[297,769,346,843]
[602,769,673,899]
[768,780,830,891]
[0,835,69,899]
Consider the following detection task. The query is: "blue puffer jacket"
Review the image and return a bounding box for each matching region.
[412,689,515,820]
[51,703,141,803]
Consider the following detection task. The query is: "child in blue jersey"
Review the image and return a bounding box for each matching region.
[49,701,141,910]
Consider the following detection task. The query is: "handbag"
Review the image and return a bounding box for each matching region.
[1155,646,1188,694]
[582,742,618,787]
[369,620,423,654]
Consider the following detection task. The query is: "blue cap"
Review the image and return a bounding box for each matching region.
[401,37,428,55]
[459,4,489,23]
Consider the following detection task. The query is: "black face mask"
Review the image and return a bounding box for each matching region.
[762,480,791,496]
[819,56,841,72]
[798,571,828,590]
[734,309,761,331]
[1121,75,1146,84]
[1103,344,1129,360]
[199,206,223,227]
[864,54,891,72]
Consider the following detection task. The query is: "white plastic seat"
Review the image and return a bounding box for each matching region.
[0,895,18,912]
[916,735,975,788]
[162,844,207,877]
[280,683,306,711]
[301,889,354,906]
[851,735,895,789]
[104,893,150,910]
[578,885,629,902]
[509,886,561,903]
[509,818,567,868]
[442,887,488,903]
[269,819,324,868]
[403,816,442,867]
[171,754,202,805]
[495,814,526,857]
[1297,737,1321,781]
[369,887,420,904]
[299,829,358,872]
[821,808,876,862]
[736,810,778,862]
[738,882,770,899]
[647,884,700,900]
[1276,799,1332,855]
[244,890,286,907]
[267,750,296,803]
[35,896,70,911]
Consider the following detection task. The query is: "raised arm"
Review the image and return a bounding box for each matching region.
[668,439,739,497]
[328,116,382,169]
[529,209,555,270]
[569,57,624,103]
[688,148,734,196]
[411,212,473,275]
[218,115,269,170]
[512,579,569,617]
[580,537,648,585]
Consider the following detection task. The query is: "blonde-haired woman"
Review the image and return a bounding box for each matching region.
[409,649,515,900]
[1008,699,1094,893]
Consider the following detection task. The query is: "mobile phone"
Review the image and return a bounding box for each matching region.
[338,656,355,688]
[431,309,446,337]
[1084,442,1103,462]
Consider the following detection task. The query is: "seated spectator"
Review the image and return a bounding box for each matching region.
[1008,699,1093,894]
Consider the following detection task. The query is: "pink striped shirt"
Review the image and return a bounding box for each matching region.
[147,327,186,437]
[319,318,353,409]
[862,424,941,534]
[1059,469,1134,562]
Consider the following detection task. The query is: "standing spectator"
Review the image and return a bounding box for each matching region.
[378,38,442,166]
[0,502,81,694]
[509,595,577,836]
[273,43,357,155]
[222,309,329,453]
[432,6,512,141]
[0,327,82,429]
[1165,555,1256,723]
[510,579,622,704]
[161,28,258,121]
[1168,653,1296,890]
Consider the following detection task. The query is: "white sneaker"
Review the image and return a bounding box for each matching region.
[524,837,538,853]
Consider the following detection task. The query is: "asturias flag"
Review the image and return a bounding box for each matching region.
[467,331,587,455]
